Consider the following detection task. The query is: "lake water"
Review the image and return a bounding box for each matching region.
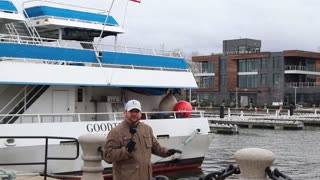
[158,127,320,180]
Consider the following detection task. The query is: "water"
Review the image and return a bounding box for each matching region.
[158,127,320,180]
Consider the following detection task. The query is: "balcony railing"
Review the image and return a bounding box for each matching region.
[284,65,316,72]
[286,82,320,88]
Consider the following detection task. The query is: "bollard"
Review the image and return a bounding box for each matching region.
[234,148,275,180]
[79,133,106,180]
[289,104,294,116]
[220,105,224,119]
[240,111,244,118]
[228,108,231,118]
[266,109,269,114]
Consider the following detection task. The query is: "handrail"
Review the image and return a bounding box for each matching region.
[0,136,79,180]
[0,86,41,124]
[29,15,118,26]
[0,85,29,114]
[286,82,320,88]
[0,57,190,72]
[0,33,183,59]
[284,65,316,72]
[21,7,43,44]
[0,110,206,124]
[6,86,48,124]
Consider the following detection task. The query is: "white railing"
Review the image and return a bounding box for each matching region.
[0,111,205,124]
[286,82,320,88]
[0,86,47,124]
[0,57,189,72]
[284,65,316,72]
[30,15,117,26]
[0,33,183,58]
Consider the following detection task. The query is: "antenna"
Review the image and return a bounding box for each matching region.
[97,0,116,43]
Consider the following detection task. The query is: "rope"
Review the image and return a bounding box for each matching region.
[152,129,200,164]
[0,169,16,180]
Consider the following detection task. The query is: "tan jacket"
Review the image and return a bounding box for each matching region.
[104,120,169,180]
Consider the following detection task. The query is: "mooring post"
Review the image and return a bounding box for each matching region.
[79,133,106,180]
[234,148,275,180]
[220,105,224,119]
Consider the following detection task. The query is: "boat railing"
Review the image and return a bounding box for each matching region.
[0,111,205,124]
[0,57,190,73]
[0,136,79,180]
[94,43,183,58]
[23,0,107,15]
[0,33,183,59]
[30,15,113,26]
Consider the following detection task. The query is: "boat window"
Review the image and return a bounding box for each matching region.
[77,88,83,102]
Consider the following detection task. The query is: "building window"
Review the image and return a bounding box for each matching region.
[199,76,214,88]
[238,75,257,88]
[238,59,257,72]
[221,75,226,86]
[197,92,215,105]
[201,61,215,73]
[260,74,268,86]
[261,58,268,69]
[273,73,280,85]
[273,57,281,69]
[220,58,226,72]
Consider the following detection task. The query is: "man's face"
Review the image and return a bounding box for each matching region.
[125,109,142,124]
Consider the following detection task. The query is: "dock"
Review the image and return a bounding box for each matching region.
[209,123,239,134]
[208,117,304,130]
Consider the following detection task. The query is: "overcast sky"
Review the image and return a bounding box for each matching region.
[19,0,320,56]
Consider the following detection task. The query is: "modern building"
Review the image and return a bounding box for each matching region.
[192,38,320,107]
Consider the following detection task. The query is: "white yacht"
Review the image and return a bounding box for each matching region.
[0,0,210,178]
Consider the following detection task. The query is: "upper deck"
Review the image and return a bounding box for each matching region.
[0,34,197,88]
[0,0,24,23]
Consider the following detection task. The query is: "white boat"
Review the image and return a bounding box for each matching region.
[0,0,210,178]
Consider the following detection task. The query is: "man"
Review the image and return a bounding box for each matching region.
[104,99,181,180]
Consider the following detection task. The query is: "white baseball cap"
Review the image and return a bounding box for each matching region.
[125,100,142,112]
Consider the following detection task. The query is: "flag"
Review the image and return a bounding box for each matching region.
[130,0,141,3]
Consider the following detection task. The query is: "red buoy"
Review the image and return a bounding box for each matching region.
[174,101,192,118]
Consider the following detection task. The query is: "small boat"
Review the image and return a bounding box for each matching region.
[0,0,210,177]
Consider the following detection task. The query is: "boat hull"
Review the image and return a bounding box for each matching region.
[0,118,210,174]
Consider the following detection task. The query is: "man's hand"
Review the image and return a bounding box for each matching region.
[166,149,182,156]
[126,139,136,153]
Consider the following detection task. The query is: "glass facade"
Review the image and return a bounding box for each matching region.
[201,61,215,73]
[260,74,268,87]
[238,75,257,88]
[199,76,214,88]
[261,58,268,69]
[273,56,281,68]
[197,92,215,105]
[238,59,258,72]
[273,73,280,85]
